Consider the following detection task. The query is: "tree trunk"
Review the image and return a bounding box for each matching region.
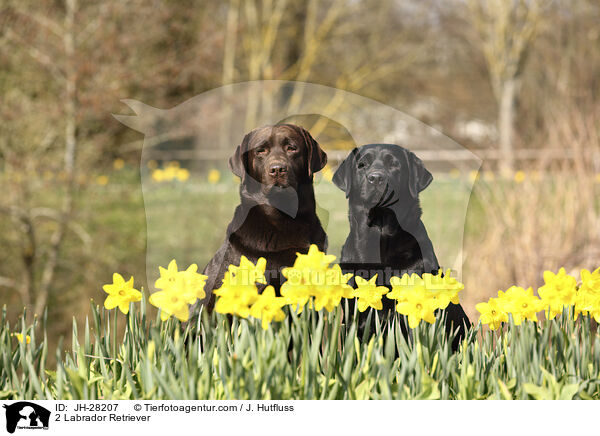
[498,78,516,176]
[219,0,239,150]
[35,0,78,317]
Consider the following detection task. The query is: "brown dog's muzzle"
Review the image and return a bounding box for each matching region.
[268,163,288,177]
[266,159,290,186]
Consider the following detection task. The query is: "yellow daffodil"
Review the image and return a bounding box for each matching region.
[497,286,542,325]
[176,168,190,182]
[150,260,208,320]
[102,273,142,314]
[164,166,178,181]
[280,275,312,313]
[281,246,352,312]
[575,267,600,320]
[96,175,109,186]
[249,286,286,329]
[226,256,267,287]
[149,288,190,322]
[321,165,334,182]
[155,259,180,289]
[514,170,526,183]
[13,333,31,344]
[424,269,463,309]
[387,270,465,325]
[293,244,337,271]
[394,286,438,328]
[113,158,125,170]
[575,290,600,321]
[214,275,261,318]
[353,275,389,312]
[215,296,254,318]
[387,273,425,301]
[208,169,221,184]
[214,257,266,317]
[311,265,354,312]
[476,297,508,330]
[585,299,600,323]
[537,268,577,320]
[152,169,165,182]
[580,267,600,293]
[154,260,207,304]
[177,264,208,303]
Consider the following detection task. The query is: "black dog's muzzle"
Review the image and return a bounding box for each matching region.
[367,170,385,186]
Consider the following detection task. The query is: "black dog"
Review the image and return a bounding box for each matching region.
[197,124,328,311]
[332,144,470,349]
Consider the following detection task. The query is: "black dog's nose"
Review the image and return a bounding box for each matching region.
[367,171,384,185]
[269,163,288,176]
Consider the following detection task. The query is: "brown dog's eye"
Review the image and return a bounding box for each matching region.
[286,144,297,152]
[255,147,267,155]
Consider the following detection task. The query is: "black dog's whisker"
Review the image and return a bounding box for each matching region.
[381,186,398,208]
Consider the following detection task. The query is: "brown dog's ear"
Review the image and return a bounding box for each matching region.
[406,150,433,198]
[228,130,255,181]
[294,125,327,177]
[332,148,358,197]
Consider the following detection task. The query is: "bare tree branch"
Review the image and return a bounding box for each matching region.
[3,28,65,82]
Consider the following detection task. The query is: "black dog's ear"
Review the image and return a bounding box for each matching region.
[332,149,357,197]
[228,130,254,181]
[406,150,433,198]
[294,125,327,176]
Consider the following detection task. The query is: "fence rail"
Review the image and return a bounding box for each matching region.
[144,147,600,164]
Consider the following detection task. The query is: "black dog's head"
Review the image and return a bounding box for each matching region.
[333,143,432,217]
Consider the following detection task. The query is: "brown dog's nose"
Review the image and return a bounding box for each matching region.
[367,171,384,185]
[269,163,288,176]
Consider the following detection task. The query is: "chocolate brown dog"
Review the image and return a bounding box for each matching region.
[197,124,328,311]
[333,144,470,350]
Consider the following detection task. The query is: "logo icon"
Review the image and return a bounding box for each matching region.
[2,402,50,434]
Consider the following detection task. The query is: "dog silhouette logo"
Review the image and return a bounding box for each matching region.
[2,402,50,433]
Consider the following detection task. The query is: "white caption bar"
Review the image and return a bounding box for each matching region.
[0,400,592,435]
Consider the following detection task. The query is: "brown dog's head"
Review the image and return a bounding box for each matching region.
[229,124,327,192]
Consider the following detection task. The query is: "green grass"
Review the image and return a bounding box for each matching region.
[2,299,599,400]
[141,174,476,286]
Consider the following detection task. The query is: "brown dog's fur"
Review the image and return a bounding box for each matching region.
[195,124,328,312]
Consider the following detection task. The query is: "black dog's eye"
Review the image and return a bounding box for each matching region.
[383,154,395,167]
[357,162,366,169]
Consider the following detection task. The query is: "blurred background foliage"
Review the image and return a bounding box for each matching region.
[0,0,599,353]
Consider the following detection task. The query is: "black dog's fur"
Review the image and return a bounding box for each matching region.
[197,124,328,311]
[333,144,470,350]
